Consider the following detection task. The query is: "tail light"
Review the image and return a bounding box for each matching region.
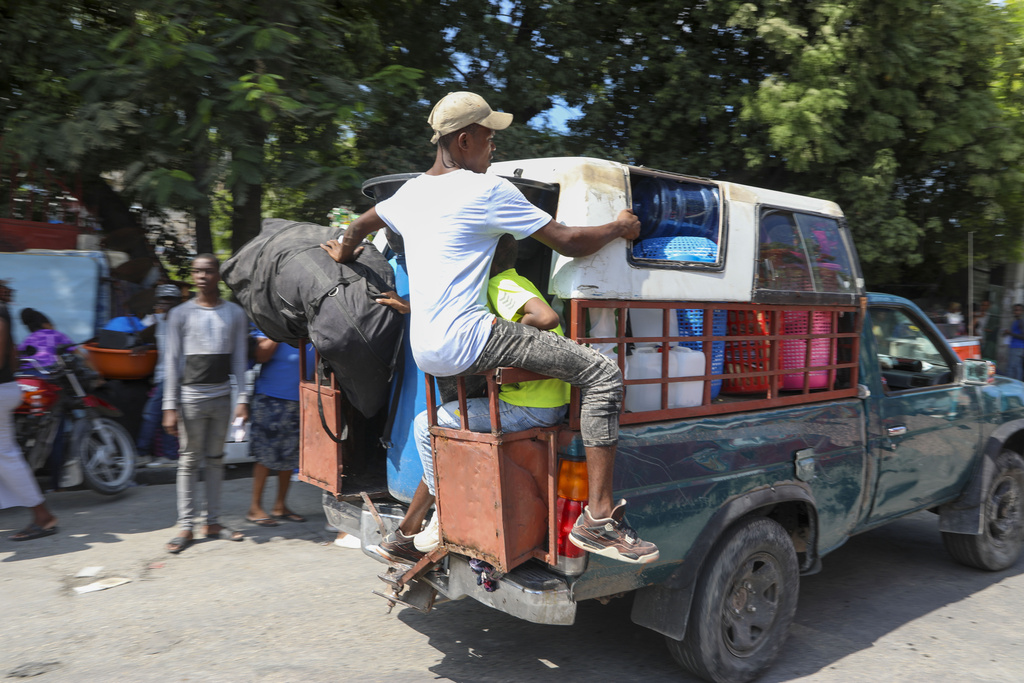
[550,455,589,576]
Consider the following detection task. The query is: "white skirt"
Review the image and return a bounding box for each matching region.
[0,381,44,509]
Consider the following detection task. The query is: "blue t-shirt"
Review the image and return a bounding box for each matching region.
[252,330,314,401]
[1012,320,1024,349]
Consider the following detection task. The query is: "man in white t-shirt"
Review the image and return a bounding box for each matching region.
[324,92,658,565]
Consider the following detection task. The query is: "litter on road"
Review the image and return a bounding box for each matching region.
[73,577,131,595]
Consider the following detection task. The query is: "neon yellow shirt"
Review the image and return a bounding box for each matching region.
[487,269,571,408]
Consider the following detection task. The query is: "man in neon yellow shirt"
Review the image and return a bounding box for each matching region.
[373,234,569,562]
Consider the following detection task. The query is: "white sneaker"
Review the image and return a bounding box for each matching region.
[333,533,361,549]
[413,514,440,553]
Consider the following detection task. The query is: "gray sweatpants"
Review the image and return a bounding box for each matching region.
[176,394,232,530]
[461,317,622,448]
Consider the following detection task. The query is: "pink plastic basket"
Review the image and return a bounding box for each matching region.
[781,311,833,390]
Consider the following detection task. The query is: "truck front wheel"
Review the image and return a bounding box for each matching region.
[666,516,799,683]
[942,450,1024,571]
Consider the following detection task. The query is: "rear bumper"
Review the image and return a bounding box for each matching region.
[436,556,577,626]
[328,494,578,626]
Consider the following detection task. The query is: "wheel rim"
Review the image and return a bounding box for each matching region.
[987,473,1023,548]
[82,420,133,488]
[720,551,783,658]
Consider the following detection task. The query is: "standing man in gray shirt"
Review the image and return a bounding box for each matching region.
[162,254,250,553]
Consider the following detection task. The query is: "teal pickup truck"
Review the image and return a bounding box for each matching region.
[311,158,1024,683]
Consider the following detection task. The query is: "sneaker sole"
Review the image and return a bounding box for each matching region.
[366,543,423,566]
[568,532,660,565]
[413,540,440,553]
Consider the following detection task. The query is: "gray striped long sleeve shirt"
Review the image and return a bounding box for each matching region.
[162,299,250,410]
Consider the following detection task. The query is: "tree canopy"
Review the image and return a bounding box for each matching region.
[2,0,1022,288]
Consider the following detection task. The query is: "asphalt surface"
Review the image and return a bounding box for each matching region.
[3,468,1023,682]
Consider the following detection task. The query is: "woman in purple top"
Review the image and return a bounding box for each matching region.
[18,309,75,369]
[17,308,77,491]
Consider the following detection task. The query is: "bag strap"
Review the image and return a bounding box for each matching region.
[378,327,405,449]
[316,360,348,444]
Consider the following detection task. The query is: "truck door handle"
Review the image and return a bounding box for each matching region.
[887,425,907,437]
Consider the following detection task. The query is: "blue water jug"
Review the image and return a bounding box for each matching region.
[632,178,719,241]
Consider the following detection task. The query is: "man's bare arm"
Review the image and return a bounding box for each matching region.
[253,337,278,364]
[530,209,641,258]
[321,207,388,263]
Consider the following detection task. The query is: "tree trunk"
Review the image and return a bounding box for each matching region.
[80,175,151,259]
[192,148,213,255]
[194,210,213,255]
[230,181,263,255]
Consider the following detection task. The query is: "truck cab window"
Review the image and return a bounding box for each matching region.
[758,211,857,295]
[871,307,955,390]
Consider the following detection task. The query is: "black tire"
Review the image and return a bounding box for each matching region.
[667,516,799,683]
[74,416,137,495]
[942,450,1024,571]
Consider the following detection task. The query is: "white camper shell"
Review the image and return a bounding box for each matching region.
[488,157,864,305]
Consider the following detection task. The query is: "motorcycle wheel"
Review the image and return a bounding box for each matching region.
[73,416,137,495]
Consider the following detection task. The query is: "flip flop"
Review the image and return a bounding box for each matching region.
[10,524,58,542]
[207,528,244,541]
[273,513,307,523]
[166,535,193,554]
[246,516,279,527]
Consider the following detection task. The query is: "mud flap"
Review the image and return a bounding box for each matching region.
[631,583,693,641]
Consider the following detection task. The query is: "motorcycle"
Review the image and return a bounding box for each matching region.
[14,347,136,495]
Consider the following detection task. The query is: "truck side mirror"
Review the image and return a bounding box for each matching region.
[962,359,995,385]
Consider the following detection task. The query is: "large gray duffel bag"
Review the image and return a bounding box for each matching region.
[222,218,402,418]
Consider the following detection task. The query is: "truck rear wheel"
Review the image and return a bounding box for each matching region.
[666,516,799,683]
[942,450,1024,571]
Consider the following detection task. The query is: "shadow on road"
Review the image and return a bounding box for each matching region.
[0,466,331,563]
[396,512,1021,682]
[400,592,691,682]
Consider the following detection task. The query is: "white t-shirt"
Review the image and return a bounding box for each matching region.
[376,171,551,375]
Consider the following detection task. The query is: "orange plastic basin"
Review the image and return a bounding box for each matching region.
[82,343,158,380]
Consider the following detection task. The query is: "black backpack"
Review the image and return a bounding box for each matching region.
[222,219,403,418]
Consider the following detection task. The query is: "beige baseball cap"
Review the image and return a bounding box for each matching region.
[428,92,513,144]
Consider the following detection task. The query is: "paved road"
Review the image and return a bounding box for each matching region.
[2,471,1022,682]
